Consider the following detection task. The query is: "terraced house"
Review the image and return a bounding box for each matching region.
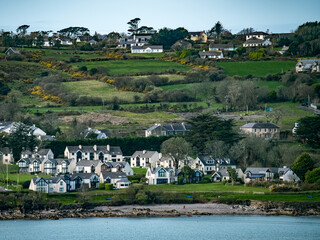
[240,122,280,138]
[130,150,160,168]
[64,145,123,162]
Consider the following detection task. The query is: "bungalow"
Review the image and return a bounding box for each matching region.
[244,167,300,183]
[73,160,103,174]
[246,31,269,41]
[295,59,320,73]
[0,122,46,137]
[71,173,100,189]
[145,123,190,137]
[240,122,279,138]
[0,147,14,164]
[131,45,163,54]
[100,172,131,189]
[189,31,207,43]
[199,50,224,59]
[212,169,230,182]
[100,161,133,176]
[64,145,123,162]
[83,128,110,140]
[195,156,236,175]
[88,39,97,45]
[29,177,67,193]
[243,38,272,47]
[130,150,160,168]
[5,47,20,56]
[59,38,73,45]
[209,44,238,51]
[145,167,176,185]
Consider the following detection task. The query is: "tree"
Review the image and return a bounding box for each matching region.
[305,168,320,184]
[58,27,89,38]
[127,18,141,35]
[237,27,255,35]
[149,27,189,49]
[295,115,320,148]
[161,137,192,169]
[181,165,195,184]
[7,123,38,162]
[16,25,30,36]
[291,152,314,181]
[205,140,228,158]
[186,114,240,153]
[106,32,121,44]
[209,21,224,39]
[227,167,238,185]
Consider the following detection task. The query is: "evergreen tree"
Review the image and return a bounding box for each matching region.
[291,152,314,181]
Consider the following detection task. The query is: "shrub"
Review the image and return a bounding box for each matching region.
[105,183,113,190]
[98,183,105,190]
[110,195,124,206]
[22,180,31,189]
[270,185,300,192]
[135,192,149,205]
[89,68,98,76]
[131,180,139,184]
[305,168,320,184]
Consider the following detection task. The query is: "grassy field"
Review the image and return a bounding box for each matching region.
[132,168,147,175]
[70,59,192,76]
[133,74,185,82]
[62,80,144,102]
[256,81,284,91]
[217,61,296,77]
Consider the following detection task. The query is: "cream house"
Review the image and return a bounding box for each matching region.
[100,161,133,176]
[240,122,279,138]
[189,31,207,43]
[73,160,103,174]
[64,145,123,162]
[0,147,14,164]
[29,177,67,193]
[130,150,161,168]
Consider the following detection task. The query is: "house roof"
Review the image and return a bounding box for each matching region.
[131,150,158,158]
[296,59,320,66]
[76,160,100,167]
[18,158,31,165]
[198,156,235,166]
[5,47,20,54]
[189,31,204,36]
[209,44,235,49]
[243,38,264,44]
[131,45,163,50]
[199,51,222,56]
[0,147,10,154]
[212,168,229,177]
[66,145,122,155]
[245,168,271,174]
[56,158,70,165]
[241,122,279,129]
[43,158,57,164]
[0,122,13,130]
[103,161,128,168]
[72,173,98,180]
[37,149,51,155]
[249,31,269,35]
[101,171,127,179]
[32,177,64,184]
[150,167,173,174]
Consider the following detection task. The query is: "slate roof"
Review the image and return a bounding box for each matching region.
[243,37,264,44]
[0,122,13,131]
[76,160,100,167]
[5,47,20,55]
[241,122,279,129]
[101,171,127,179]
[66,145,122,155]
[244,168,271,174]
[131,45,163,50]
[249,31,269,35]
[199,51,222,57]
[213,168,230,177]
[189,31,204,36]
[32,177,64,184]
[56,159,70,165]
[150,167,173,174]
[72,173,99,180]
[131,150,158,158]
[103,161,128,168]
[43,158,57,165]
[296,59,320,68]
[37,149,51,155]
[18,158,31,165]
[198,156,235,167]
[0,147,10,154]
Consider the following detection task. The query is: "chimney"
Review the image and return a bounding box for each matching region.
[35,146,38,152]
[107,145,110,151]
[93,145,97,151]
[79,145,82,150]
[143,150,146,154]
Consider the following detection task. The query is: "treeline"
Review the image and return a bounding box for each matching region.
[285,21,320,57]
[42,136,170,157]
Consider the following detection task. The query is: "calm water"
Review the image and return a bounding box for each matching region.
[0,216,320,240]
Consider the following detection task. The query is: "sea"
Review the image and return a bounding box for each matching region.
[0,215,319,240]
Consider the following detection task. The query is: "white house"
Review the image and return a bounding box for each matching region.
[0,122,46,137]
[131,45,163,53]
[130,150,161,168]
[118,34,152,48]
[243,38,272,47]
[296,59,320,73]
[246,31,269,41]
[73,160,103,174]
[145,167,177,185]
[209,44,238,51]
[43,159,58,175]
[244,167,300,183]
[199,50,224,59]
[64,145,123,162]
[212,169,230,182]
[71,173,100,189]
[29,177,67,193]
[0,147,14,164]
[195,156,236,175]
[100,172,131,189]
[100,161,133,176]
[56,159,71,174]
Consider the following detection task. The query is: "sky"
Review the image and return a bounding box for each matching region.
[0,0,319,34]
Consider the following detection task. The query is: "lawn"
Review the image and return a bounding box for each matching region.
[132,168,147,175]
[256,81,284,91]
[70,59,192,76]
[62,80,144,102]
[217,61,296,77]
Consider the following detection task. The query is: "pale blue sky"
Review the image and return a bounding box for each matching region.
[1,0,319,34]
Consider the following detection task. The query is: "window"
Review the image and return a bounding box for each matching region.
[90,152,94,160]
[60,181,63,186]
[158,169,166,177]
[59,188,64,192]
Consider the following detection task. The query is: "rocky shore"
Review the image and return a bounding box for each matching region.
[1,201,319,220]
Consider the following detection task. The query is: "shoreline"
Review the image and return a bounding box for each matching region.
[1,201,320,220]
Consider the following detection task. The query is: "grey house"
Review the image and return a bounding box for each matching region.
[145,123,190,137]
